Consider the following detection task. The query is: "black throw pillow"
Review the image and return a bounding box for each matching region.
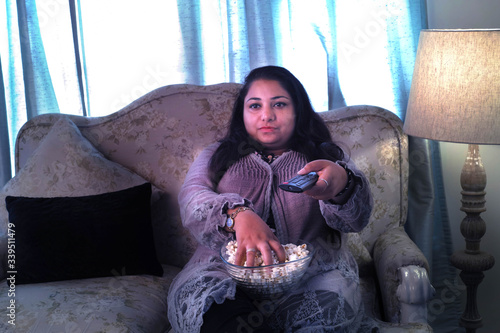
[6,183,163,284]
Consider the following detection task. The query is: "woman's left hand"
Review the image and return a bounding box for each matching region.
[297,159,348,201]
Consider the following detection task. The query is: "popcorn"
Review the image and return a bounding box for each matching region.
[222,241,312,296]
[224,240,310,267]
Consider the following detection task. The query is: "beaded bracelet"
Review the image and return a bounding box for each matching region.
[335,164,353,197]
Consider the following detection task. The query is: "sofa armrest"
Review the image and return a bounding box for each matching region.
[397,265,435,324]
[373,226,434,323]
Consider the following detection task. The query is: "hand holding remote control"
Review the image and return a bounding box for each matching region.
[279,172,319,193]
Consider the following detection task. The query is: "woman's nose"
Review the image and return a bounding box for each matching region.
[261,105,276,121]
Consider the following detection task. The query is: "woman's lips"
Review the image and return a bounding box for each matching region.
[259,126,276,132]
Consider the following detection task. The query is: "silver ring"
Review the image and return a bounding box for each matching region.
[320,178,329,187]
[246,248,257,253]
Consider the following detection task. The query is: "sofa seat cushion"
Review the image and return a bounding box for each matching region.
[0,264,181,332]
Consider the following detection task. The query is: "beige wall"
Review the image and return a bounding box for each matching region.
[426,0,500,331]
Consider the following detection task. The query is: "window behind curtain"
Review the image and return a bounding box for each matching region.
[79,0,331,117]
[2,0,415,119]
[78,0,412,117]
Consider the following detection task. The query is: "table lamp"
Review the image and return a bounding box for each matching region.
[403,29,500,332]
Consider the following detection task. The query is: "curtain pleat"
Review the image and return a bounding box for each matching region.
[16,0,59,118]
[406,139,451,332]
[245,0,279,68]
[226,0,250,83]
[429,141,463,333]
[406,137,435,263]
[406,139,462,332]
[177,0,204,84]
[68,0,87,116]
[311,0,346,109]
[75,0,90,116]
[0,56,11,187]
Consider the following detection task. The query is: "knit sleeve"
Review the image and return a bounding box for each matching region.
[319,160,373,233]
[178,143,251,252]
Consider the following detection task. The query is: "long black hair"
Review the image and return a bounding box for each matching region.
[209,66,344,184]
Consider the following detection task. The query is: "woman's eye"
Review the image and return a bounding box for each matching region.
[249,103,261,109]
[274,102,287,108]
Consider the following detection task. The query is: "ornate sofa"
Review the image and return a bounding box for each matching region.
[0,83,434,332]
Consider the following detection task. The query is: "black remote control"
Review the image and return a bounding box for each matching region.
[279,172,319,193]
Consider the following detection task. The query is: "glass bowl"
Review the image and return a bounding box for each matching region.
[220,240,314,299]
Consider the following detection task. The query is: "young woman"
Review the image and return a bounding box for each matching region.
[167,66,378,332]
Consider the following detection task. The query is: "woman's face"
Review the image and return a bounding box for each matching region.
[243,79,296,154]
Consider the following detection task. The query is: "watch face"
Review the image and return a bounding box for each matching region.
[226,217,234,228]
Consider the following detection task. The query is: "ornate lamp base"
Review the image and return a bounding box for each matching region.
[450,144,495,333]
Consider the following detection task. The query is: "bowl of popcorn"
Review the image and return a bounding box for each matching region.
[220,240,314,299]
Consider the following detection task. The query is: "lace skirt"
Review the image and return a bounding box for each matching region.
[168,253,380,333]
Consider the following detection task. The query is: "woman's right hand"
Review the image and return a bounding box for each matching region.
[230,209,286,266]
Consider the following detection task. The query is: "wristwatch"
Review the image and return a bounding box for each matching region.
[225,206,252,232]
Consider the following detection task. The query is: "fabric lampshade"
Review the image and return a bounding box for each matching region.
[404,29,500,144]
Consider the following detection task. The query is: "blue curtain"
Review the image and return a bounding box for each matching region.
[0,56,10,187]
[3,0,61,156]
[15,0,59,118]
[0,0,87,180]
[175,0,344,109]
[0,1,460,330]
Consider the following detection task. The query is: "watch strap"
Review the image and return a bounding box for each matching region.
[225,206,252,232]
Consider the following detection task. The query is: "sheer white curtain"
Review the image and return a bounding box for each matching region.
[79,0,333,116]
[79,0,419,117]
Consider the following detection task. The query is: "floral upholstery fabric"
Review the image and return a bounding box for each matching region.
[0,83,431,332]
[322,105,409,253]
[321,106,430,325]
[0,117,148,233]
[0,265,180,332]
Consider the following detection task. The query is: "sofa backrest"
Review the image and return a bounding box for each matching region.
[14,83,408,268]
